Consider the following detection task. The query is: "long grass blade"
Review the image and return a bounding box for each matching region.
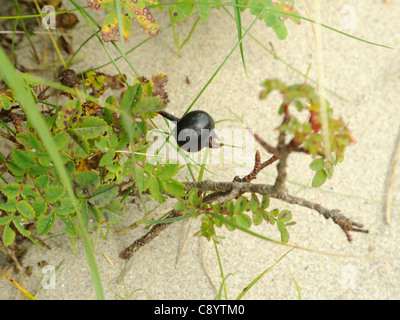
[0,47,105,300]
[232,0,247,77]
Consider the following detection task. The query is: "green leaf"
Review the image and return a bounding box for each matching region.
[0,95,12,110]
[32,197,47,216]
[3,223,15,246]
[261,195,270,209]
[55,198,75,215]
[11,149,35,169]
[198,0,211,22]
[278,210,292,223]
[74,116,109,139]
[148,176,165,203]
[88,184,118,208]
[1,183,20,198]
[12,215,31,237]
[280,227,289,243]
[99,149,115,167]
[16,200,35,219]
[235,213,252,228]
[72,171,100,198]
[16,132,43,153]
[172,0,195,22]
[163,179,185,197]
[55,99,82,130]
[59,215,77,237]
[0,198,16,212]
[120,84,141,112]
[234,196,247,214]
[135,97,164,113]
[36,212,56,235]
[324,161,334,179]
[273,19,288,40]
[6,161,24,177]
[310,158,325,171]
[65,130,89,158]
[249,0,271,16]
[34,174,50,189]
[252,208,264,225]
[248,193,259,212]
[312,169,327,187]
[277,220,285,233]
[21,184,39,199]
[98,199,122,224]
[0,215,12,225]
[44,186,64,204]
[264,11,278,26]
[156,163,180,180]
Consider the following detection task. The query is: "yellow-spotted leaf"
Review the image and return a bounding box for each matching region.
[125,0,160,37]
[87,0,113,10]
[101,11,132,42]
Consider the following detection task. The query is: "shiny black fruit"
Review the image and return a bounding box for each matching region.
[175,110,216,152]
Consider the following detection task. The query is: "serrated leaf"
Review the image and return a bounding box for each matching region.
[99,149,115,167]
[120,84,141,111]
[148,176,165,203]
[0,198,16,212]
[59,215,77,237]
[21,184,39,199]
[37,213,56,235]
[312,169,327,187]
[163,179,185,197]
[0,215,12,225]
[6,161,25,177]
[125,2,160,36]
[34,174,50,189]
[55,198,74,215]
[12,215,31,237]
[1,183,20,198]
[16,200,35,219]
[44,186,64,204]
[135,97,164,113]
[55,100,82,130]
[75,116,109,139]
[156,163,180,180]
[88,184,118,208]
[65,130,89,158]
[16,132,43,153]
[32,197,47,216]
[0,95,12,110]
[98,199,122,224]
[11,149,35,169]
[3,223,15,246]
[72,171,100,198]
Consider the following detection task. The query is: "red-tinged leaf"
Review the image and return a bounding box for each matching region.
[87,0,113,10]
[125,1,160,37]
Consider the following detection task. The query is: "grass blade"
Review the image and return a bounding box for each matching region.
[233,0,247,77]
[236,249,292,300]
[0,47,105,300]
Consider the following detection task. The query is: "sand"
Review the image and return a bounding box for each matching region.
[1,0,400,299]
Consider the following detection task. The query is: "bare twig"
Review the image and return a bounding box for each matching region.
[119,210,180,260]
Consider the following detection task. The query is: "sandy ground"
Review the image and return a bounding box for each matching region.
[1,0,400,299]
